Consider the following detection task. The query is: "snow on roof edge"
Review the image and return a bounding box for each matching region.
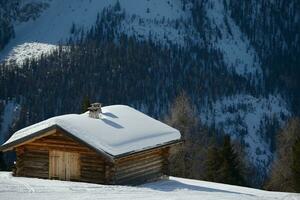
[0,105,181,157]
[0,123,181,160]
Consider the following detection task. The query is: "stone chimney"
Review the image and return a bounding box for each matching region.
[88,103,102,119]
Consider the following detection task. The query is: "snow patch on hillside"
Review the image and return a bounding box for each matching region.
[201,94,290,169]
[0,0,109,63]
[0,172,296,200]
[4,42,57,66]
[117,0,195,46]
[205,0,262,78]
[119,0,187,20]
[119,15,191,46]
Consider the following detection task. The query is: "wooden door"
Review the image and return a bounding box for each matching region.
[49,150,80,181]
[64,152,80,180]
[49,150,64,180]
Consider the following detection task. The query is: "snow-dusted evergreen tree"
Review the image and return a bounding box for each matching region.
[81,96,91,113]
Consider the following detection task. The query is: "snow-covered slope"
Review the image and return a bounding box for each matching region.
[0,172,297,200]
[201,94,290,170]
[205,0,262,78]
[4,42,57,65]
[0,0,260,78]
[0,0,188,65]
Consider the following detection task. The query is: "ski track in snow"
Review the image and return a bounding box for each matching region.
[0,172,298,200]
[11,178,36,193]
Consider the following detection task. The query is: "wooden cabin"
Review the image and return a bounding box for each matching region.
[0,104,181,185]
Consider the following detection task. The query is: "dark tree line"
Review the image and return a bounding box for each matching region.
[205,135,245,186]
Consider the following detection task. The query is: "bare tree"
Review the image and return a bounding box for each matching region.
[165,91,212,179]
[265,117,300,192]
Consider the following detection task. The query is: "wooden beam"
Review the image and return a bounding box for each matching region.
[2,129,57,152]
[114,140,182,159]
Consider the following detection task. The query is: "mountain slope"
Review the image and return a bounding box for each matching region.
[0,0,188,64]
[0,0,261,78]
[0,172,297,200]
[0,0,297,185]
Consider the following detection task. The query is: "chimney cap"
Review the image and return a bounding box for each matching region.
[91,102,101,107]
[88,102,102,119]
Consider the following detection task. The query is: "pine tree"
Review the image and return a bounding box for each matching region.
[81,96,91,113]
[219,135,245,186]
[205,146,222,182]
[114,0,121,11]
[292,137,300,192]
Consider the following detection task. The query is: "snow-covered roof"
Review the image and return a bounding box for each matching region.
[1,105,181,157]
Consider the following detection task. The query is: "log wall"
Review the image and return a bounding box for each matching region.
[113,147,169,185]
[14,129,171,185]
[16,146,49,178]
[15,129,107,183]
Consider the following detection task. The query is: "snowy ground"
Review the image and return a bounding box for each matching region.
[0,172,298,200]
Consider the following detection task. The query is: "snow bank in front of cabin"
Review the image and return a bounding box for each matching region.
[1,105,180,156]
[0,172,297,200]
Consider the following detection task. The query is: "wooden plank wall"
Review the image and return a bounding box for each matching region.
[80,152,105,183]
[113,148,169,185]
[16,146,49,178]
[14,129,171,185]
[15,130,106,184]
